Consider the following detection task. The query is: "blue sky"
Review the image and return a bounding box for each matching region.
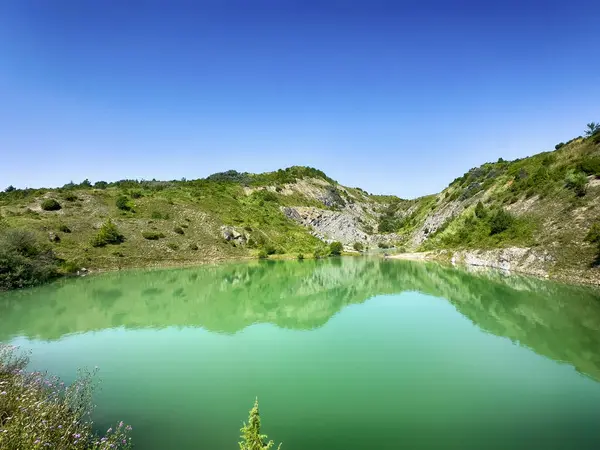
[1,1,599,198]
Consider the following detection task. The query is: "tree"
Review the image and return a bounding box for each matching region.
[585,122,600,137]
[239,399,281,450]
[4,185,16,193]
[353,242,364,252]
[474,201,487,219]
[115,195,132,211]
[329,241,343,255]
[488,209,514,235]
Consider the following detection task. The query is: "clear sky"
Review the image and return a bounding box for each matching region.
[1,1,599,198]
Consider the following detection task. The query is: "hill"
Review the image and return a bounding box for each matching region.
[1,128,599,288]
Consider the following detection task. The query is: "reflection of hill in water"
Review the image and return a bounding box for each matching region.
[1,258,599,380]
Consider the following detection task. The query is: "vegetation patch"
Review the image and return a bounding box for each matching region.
[41,199,61,211]
[142,231,165,240]
[91,220,125,247]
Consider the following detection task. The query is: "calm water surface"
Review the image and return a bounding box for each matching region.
[1,258,600,449]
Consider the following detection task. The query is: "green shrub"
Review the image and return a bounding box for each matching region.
[488,209,515,235]
[173,226,185,235]
[189,243,199,251]
[329,241,343,255]
[180,223,189,228]
[130,190,143,199]
[93,180,108,189]
[41,198,61,211]
[151,211,169,220]
[90,219,125,247]
[565,170,588,197]
[239,399,281,450]
[258,249,269,259]
[0,229,59,290]
[61,260,81,274]
[264,245,277,255]
[115,195,133,211]
[353,242,364,252]
[58,224,71,233]
[585,223,600,244]
[555,142,565,150]
[167,242,179,251]
[142,231,165,240]
[378,242,391,249]
[297,253,304,260]
[474,201,487,219]
[578,156,600,176]
[0,344,132,449]
[63,192,78,202]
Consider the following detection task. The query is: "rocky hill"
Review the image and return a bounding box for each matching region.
[1,129,599,285]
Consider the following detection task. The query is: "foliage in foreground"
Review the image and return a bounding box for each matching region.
[0,344,131,449]
[0,229,59,291]
[239,399,281,450]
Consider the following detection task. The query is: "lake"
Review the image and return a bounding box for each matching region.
[1,257,600,449]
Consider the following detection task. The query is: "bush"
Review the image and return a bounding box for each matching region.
[4,185,16,192]
[297,253,304,260]
[264,245,277,255]
[239,399,281,450]
[130,190,143,199]
[61,260,81,274]
[378,242,391,249]
[173,226,185,235]
[167,242,179,250]
[41,198,61,211]
[93,181,108,189]
[0,344,132,449]
[329,241,343,255]
[474,201,487,219]
[63,192,78,202]
[578,156,600,176]
[353,242,364,252]
[142,231,165,240]
[189,243,199,251]
[115,195,132,211]
[555,142,565,150]
[565,170,588,197]
[585,223,600,244]
[258,249,269,259]
[151,211,169,220]
[488,209,514,235]
[0,229,59,290]
[90,219,125,247]
[58,224,71,233]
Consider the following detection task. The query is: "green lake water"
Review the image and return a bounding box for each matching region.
[1,257,600,449]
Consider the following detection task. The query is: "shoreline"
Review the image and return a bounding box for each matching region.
[387,250,600,287]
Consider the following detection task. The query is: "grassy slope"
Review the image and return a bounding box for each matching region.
[401,134,600,278]
[0,167,347,271]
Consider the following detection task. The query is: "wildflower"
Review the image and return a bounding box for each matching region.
[73,433,81,438]
[34,439,41,444]
[58,425,62,429]
[0,391,6,395]
[119,421,124,428]
[125,425,132,431]
[107,428,112,433]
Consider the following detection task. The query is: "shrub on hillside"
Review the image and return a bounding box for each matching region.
[63,192,78,202]
[258,249,269,259]
[115,195,133,211]
[130,190,143,199]
[474,201,487,219]
[167,242,179,251]
[0,229,59,290]
[488,209,515,235]
[378,242,391,249]
[297,253,304,260]
[142,231,165,240]
[585,222,600,244]
[329,241,343,255]
[151,211,169,220]
[353,242,364,252]
[93,181,108,189]
[173,226,185,235]
[41,198,61,211]
[555,142,565,150]
[90,219,125,247]
[58,224,71,233]
[189,243,199,251]
[4,185,16,192]
[578,156,600,177]
[0,344,132,449]
[565,170,588,197]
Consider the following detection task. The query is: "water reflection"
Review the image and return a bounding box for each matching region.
[1,257,599,380]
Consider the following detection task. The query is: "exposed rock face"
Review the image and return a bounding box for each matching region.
[220,226,247,245]
[410,200,465,247]
[451,247,555,278]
